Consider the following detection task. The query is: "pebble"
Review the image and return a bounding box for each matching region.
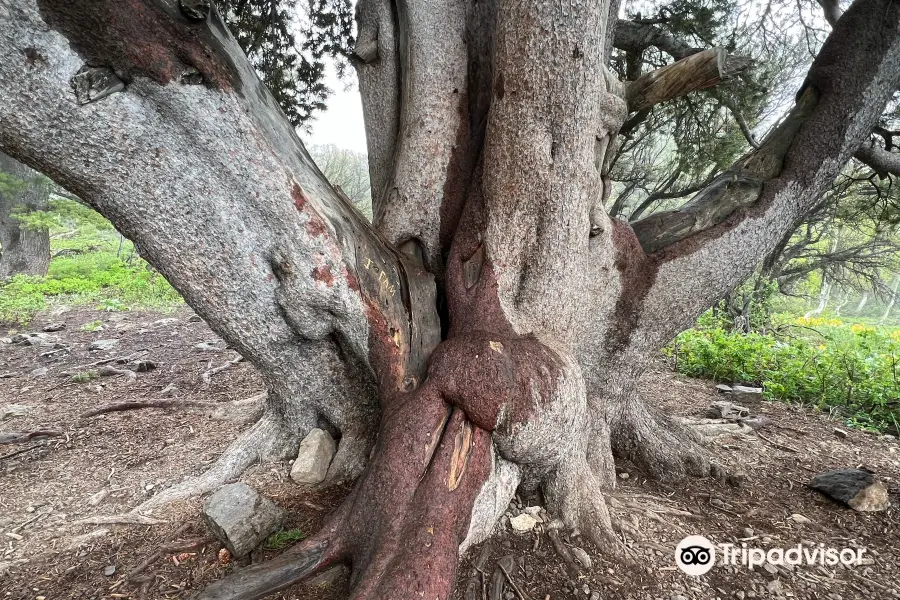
[590,593,600,600]
[742,527,754,538]
[103,565,115,576]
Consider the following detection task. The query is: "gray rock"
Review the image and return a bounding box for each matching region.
[42,323,65,332]
[715,384,733,393]
[1,404,32,420]
[12,333,57,346]
[731,385,763,403]
[707,400,750,419]
[152,318,179,327]
[809,469,889,512]
[290,428,336,484]
[89,339,119,352]
[202,483,285,557]
[188,314,203,323]
[103,565,116,576]
[509,513,539,532]
[30,367,48,377]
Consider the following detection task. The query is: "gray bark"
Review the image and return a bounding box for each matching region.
[0,152,50,278]
[1,0,900,597]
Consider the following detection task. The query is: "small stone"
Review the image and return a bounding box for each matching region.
[103,565,115,576]
[742,527,754,538]
[89,339,119,352]
[30,367,48,377]
[188,314,203,323]
[203,483,285,558]
[833,428,848,439]
[87,489,109,507]
[582,584,590,595]
[290,429,336,485]
[590,592,600,600]
[42,323,65,332]
[509,513,538,532]
[160,383,178,398]
[523,505,542,516]
[194,341,223,352]
[736,592,746,600]
[882,434,897,441]
[152,318,179,327]
[716,384,733,393]
[618,471,630,480]
[504,592,515,600]
[710,498,727,509]
[762,536,772,544]
[789,513,811,524]
[134,360,157,372]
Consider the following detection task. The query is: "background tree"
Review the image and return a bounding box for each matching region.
[0,152,50,278]
[1,1,899,599]
[308,143,372,218]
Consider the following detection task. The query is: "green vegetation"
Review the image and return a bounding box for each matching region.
[265,528,306,550]
[0,198,182,324]
[668,315,900,433]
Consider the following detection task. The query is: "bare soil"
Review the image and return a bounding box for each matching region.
[1,306,897,600]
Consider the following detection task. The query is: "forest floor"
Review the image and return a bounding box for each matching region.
[0,306,898,600]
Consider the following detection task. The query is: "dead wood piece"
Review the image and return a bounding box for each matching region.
[97,365,137,381]
[498,557,531,600]
[201,355,243,385]
[0,429,63,445]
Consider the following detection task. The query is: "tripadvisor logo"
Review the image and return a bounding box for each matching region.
[675,535,716,575]
[675,535,868,576]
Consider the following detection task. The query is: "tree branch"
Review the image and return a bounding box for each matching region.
[0,0,441,439]
[631,0,900,345]
[625,48,752,113]
[854,140,900,177]
[613,19,702,61]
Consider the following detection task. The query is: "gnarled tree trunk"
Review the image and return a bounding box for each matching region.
[0,152,50,278]
[1,0,899,598]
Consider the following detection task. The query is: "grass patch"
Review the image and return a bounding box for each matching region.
[667,316,900,433]
[265,528,306,550]
[0,199,183,324]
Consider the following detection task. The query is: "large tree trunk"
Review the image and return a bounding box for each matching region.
[1,1,899,599]
[0,152,50,278]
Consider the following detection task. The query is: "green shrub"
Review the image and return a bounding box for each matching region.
[667,317,900,433]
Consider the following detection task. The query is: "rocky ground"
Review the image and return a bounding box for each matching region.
[1,306,898,600]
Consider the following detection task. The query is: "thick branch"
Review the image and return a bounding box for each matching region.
[613,19,701,61]
[0,0,440,445]
[854,140,900,177]
[630,0,900,346]
[626,48,752,113]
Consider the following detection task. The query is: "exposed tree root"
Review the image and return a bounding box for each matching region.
[134,408,311,512]
[79,392,266,423]
[612,399,712,481]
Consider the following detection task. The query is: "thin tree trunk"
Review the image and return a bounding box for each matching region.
[880,275,900,324]
[0,152,50,277]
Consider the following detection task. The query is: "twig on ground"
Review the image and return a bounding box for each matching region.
[498,559,531,600]
[127,523,193,581]
[0,443,45,461]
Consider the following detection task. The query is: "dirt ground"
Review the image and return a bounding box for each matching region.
[1,306,898,600]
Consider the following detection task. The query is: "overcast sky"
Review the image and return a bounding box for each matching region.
[301,65,368,154]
